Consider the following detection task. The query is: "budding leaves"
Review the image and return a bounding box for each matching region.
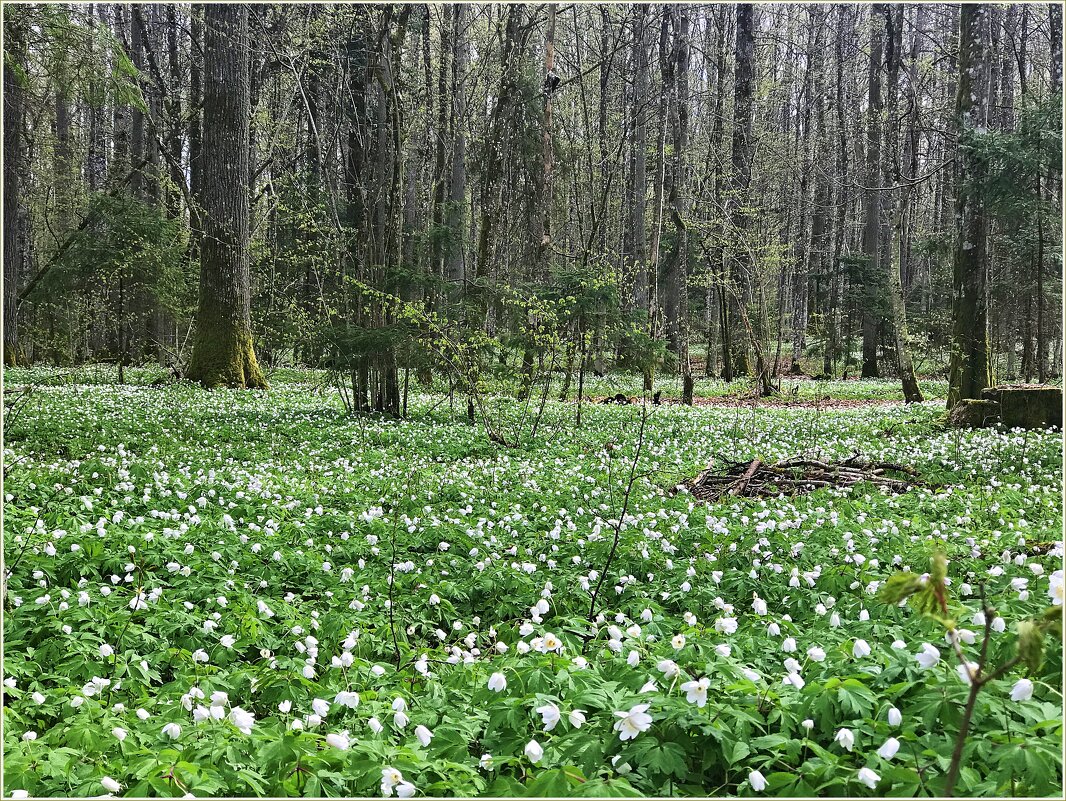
[1016,621,1044,675]
[878,555,953,628]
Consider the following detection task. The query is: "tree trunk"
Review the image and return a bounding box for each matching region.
[648,8,670,339]
[711,6,732,381]
[824,6,847,381]
[661,7,680,356]
[662,5,692,404]
[474,4,525,329]
[186,3,267,389]
[730,3,759,386]
[429,4,452,282]
[947,4,992,408]
[3,8,27,367]
[861,6,884,379]
[445,4,468,287]
[881,4,923,403]
[536,3,557,283]
[624,4,650,314]
[1051,4,1063,95]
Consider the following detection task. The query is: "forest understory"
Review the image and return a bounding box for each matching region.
[3,368,1064,798]
[3,1,1064,798]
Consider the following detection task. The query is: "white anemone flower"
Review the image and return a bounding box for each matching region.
[613,704,653,741]
[680,677,710,708]
[535,703,561,731]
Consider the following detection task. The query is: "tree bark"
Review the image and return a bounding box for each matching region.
[728,4,770,393]
[661,5,692,404]
[535,3,557,284]
[474,4,525,331]
[648,8,670,340]
[947,4,993,408]
[861,6,884,379]
[881,4,923,403]
[823,9,848,379]
[710,6,732,381]
[624,4,650,315]
[3,8,27,367]
[730,3,757,383]
[186,3,267,389]
[445,4,468,287]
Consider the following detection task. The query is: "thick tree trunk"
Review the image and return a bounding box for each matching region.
[661,5,692,404]
[186,3,267,389]
[3,8,27,367]
[947,4,992,408]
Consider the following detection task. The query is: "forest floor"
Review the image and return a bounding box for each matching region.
[2,367,1063,798]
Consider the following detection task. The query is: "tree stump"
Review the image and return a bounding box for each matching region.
[947,399,1000,429]
[982,385,1062,430]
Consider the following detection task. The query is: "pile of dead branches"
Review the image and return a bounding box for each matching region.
[678,453,922,501]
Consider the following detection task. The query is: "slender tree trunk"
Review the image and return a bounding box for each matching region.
[445,4,468,288]
[624,4,650,315]
[648,8,670,340]
[882,5,923,403]
[730,3,759,386]
[429,4,452,282]
[536,3,557,283]
[861,6,884,378]
[1051,5,1063,94]
[189,5,203,223]
[825,7,848,381]
[661,7,680,356]
[1036,171,1046,383]
[710,6,732,381]
[474,4,525,331]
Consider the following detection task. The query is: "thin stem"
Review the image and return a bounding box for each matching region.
[387,502,401,668]
[587,398,649,622]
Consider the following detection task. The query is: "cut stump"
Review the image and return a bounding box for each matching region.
[946,399,1001,429]
[981,385,1062,430]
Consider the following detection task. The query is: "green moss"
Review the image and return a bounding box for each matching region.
[186,322,268,390]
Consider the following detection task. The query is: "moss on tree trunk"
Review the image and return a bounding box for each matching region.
[185,4,266,391]
[186,320,266,389]
[946,5,993,409]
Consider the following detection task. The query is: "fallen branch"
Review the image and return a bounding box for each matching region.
[677,453,925,501]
